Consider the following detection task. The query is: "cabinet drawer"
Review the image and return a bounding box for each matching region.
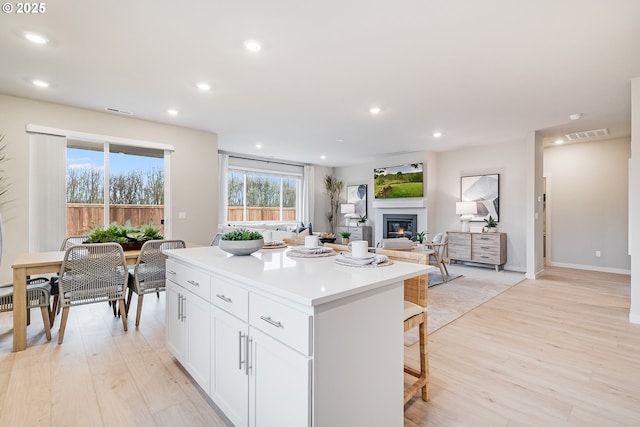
[166,259,211,302]
[211,275,249,321]
[472,234,501,247]
[249,293,312,356]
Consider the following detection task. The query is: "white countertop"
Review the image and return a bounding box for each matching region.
[164,246,433,307]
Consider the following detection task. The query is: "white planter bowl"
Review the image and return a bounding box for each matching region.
[219,238,264,256]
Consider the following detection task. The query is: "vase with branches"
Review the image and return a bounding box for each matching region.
[323,175,344,234]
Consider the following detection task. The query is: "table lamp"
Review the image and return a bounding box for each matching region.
[340,203,356,227]
[456,201,477,232]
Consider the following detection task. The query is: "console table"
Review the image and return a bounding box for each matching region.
[336,225,372,246]
[447,231,507,271]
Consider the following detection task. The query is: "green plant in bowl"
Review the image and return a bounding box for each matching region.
[219,228,264,255]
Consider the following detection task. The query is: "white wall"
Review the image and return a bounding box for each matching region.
[334,152,431,245]
[630,76,640,323]
[0,94,218,284]
[436,141,528,272]
[544,138,631,273]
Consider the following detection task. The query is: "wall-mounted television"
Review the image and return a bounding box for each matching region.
[373,163,424,199]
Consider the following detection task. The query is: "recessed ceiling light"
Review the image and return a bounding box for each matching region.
[196,82,211,91]
[554,139,564,144]
[25,32,48,44]
[32,80,49,88]
[256,144,262,149]
[320,155,326,160]
[569,113,582,121]
[337,139,344,142]
[369,106,381,114]
[167,109,179,116]
[244,40,262,52]
[432,131,443,138]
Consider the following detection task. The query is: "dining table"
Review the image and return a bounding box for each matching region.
[10,249,141,352]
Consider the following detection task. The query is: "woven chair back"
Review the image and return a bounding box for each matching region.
[59,242,128,307]
[133,240,186,293]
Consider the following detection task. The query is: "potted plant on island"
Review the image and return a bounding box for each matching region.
[219,228,264,256]
[483,215,498,232]
[340,231,351,245]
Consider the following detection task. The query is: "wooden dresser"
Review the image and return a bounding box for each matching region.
[447,231,507,271]
[336,225,372,246]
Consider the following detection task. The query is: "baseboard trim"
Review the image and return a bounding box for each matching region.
[547,261,631,275]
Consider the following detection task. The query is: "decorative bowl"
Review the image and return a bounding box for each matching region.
[219,238,264,256]
[319,237,336,244]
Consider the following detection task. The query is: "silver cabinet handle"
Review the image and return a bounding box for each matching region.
[181,295,186,320]
[239,331,246,371]
[167,269,176,275]
[246,337,253,376]
[187,280,200,287]
[216,294,232,303]
[260,316,283,328]
[177,294,182,320]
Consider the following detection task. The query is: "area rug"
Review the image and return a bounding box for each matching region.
[404,265,526,346]
[428,272,462,287]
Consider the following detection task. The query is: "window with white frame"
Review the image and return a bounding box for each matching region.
[226,157,302,223]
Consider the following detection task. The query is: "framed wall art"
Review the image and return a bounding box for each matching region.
[347,184,367,219]
[460,174,499,221]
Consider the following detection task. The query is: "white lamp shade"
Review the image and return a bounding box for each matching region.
[456,201,477,215]
[341,203,355,214]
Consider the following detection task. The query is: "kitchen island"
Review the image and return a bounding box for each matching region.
[164,245,431,427]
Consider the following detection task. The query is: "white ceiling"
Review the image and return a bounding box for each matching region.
[2,1,639,167]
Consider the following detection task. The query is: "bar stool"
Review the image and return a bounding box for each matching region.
[376,248,430,404]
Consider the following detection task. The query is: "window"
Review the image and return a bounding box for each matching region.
[227,168,300,222]
[66,141,165,235]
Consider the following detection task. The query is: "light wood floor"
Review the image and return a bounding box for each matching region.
[0,266,638,426]
[405,266,640,427]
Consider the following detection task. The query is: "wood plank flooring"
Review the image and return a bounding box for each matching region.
[0,266,637,426]
[405,266,640,427]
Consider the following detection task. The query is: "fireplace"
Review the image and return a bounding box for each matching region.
[382,214,418,240]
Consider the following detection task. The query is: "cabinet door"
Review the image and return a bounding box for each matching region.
[184,292,211,393]
[248,327,311,427]
[211,307,249,427]
[165,281,185,363]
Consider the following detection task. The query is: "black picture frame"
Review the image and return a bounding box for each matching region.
[460,174,499,221]
[347,184,367,219]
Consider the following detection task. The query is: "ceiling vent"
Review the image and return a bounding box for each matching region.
[564,128,608,141]
[105,107,133,115]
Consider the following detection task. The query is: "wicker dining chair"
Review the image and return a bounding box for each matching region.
[0,277,52,341]
[57,242,129,344]
[125,239,186,327]
[50,235,88,325]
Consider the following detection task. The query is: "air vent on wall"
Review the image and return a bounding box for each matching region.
[105,107,133,115]
[564,128,608,140]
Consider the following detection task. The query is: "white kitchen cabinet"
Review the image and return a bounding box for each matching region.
[210,306,248,427]
[165,261,211,393]
[165,281,184,362]
[248,326,311,427]
[165,246,430,427]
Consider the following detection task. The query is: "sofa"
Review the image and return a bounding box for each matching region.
[217,221,312,243]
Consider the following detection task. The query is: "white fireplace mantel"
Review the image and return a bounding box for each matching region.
[372,199,426,209]
[372,199,428,245]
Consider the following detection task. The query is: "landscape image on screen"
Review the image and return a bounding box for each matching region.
[373,163,424,199]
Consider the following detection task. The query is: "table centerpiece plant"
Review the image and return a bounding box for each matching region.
[85,223,163,250]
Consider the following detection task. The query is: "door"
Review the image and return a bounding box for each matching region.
[211,306,249,427]
[248,327,311,427]
[165,281,185,363]
[184,291,210,392]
